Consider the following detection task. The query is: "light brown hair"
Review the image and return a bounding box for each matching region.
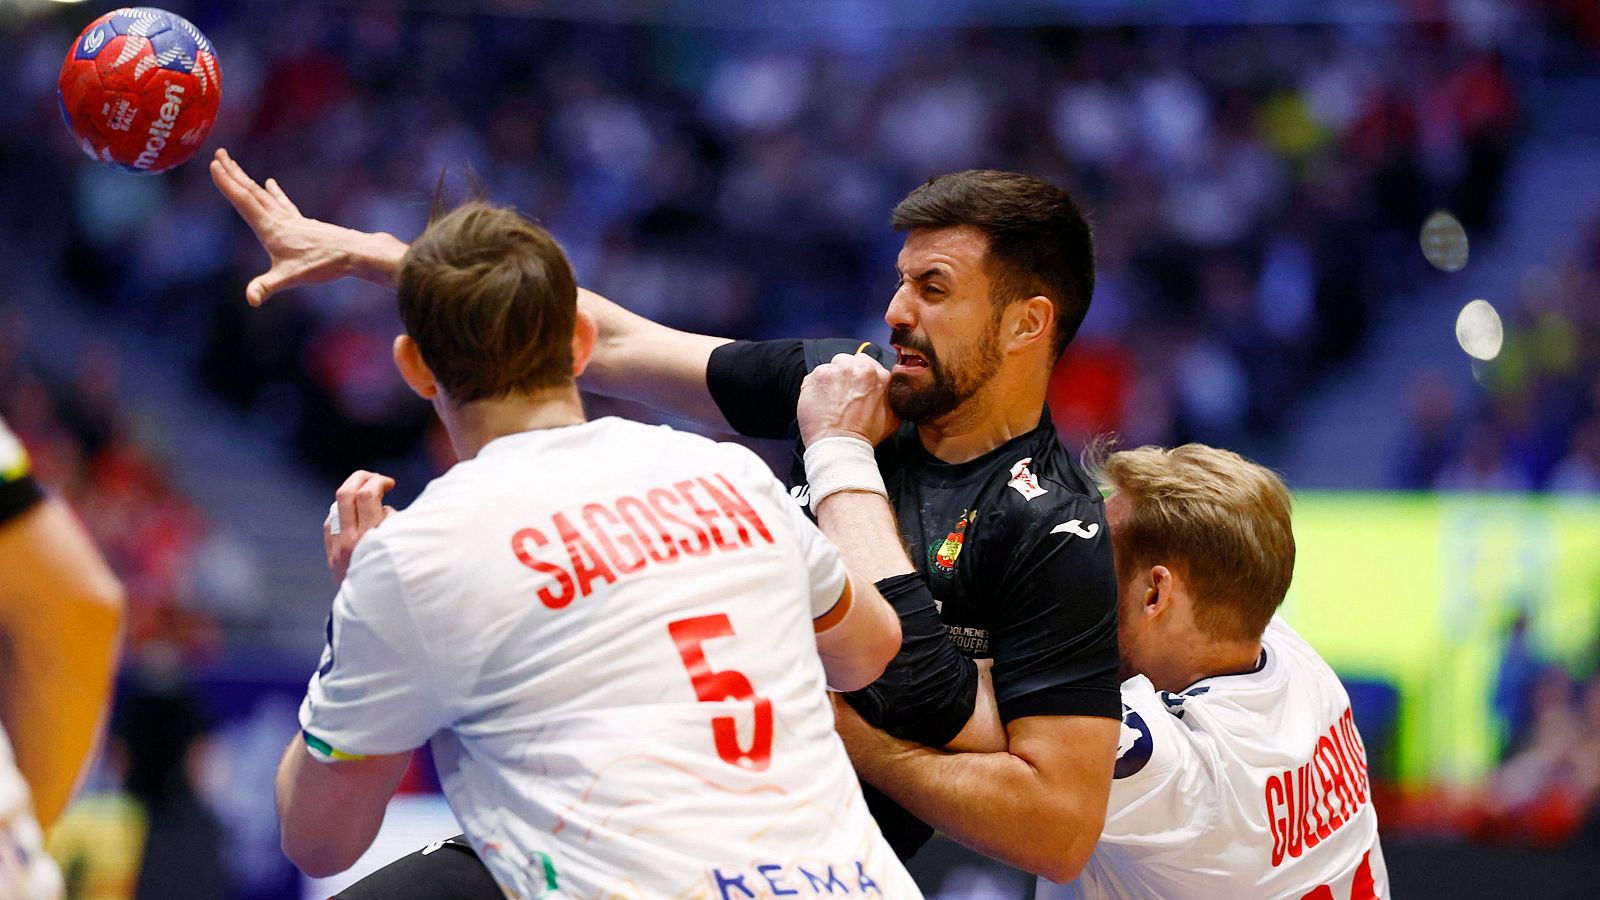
[396,200,577,404]
[1091,443,1295,641]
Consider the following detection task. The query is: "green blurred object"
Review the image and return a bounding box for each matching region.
[1282,492,1600,788]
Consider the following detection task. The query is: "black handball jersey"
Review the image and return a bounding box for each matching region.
[707,338,1121,724]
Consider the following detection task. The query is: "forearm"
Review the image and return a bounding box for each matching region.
[815,578,901,691]
[811,490,915,582]
[0,502,124,829]
[342,230,408,290]
[275,738,408,877]
[942,660,1007,753]
[577,289,733,427]
[837,708,1117,882]
[852,739,1099,881]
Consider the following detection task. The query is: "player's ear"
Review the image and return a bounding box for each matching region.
[392,334,439,400]
[1001,295,1054,355]
[1145,564,1175,617]
[570,308,598,378]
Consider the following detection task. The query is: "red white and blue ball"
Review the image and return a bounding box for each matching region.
[58,7,222,174]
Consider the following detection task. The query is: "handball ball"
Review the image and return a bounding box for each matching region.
[58,7,221,174]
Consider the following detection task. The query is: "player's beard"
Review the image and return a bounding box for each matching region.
[886,322,1004,424]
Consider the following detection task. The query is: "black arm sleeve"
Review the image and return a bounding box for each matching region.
[989,496,1122,723]
[706,338,895,439]
[0,476,44,527]
[705,340,808,439]
[842,572,979,747]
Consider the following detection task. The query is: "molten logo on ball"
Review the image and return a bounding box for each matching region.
[58,7,221,175]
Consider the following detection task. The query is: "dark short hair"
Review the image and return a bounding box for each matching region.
[891,170,1095,358]
[397,200,578,403]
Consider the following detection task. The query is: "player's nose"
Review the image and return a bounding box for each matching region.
[884,284,917,331]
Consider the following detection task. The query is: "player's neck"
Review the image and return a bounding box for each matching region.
[439,385,588,460]
[1149,638,1264,694]
[915,365,1048,464]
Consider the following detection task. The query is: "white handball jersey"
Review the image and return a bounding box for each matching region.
[299,418,919,900]
[1039,617,1389,900]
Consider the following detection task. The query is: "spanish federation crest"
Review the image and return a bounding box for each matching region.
[929,509,975,577]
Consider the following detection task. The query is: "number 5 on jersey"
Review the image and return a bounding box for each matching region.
[668,614,774,771]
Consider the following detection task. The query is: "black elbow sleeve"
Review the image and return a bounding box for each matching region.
[841,573,977,748]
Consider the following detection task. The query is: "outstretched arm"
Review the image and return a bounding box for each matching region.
[211,150,735,430]
[209,149,407,305]
[0,499,124,829]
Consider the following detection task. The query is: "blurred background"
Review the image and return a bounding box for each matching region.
[2,0,1598,896]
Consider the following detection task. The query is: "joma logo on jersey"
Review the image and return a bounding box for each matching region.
[928,508,975,577]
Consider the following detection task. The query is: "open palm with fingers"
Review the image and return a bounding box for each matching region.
[209,147,405,306]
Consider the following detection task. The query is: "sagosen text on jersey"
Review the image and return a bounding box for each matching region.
[511,476,775,609]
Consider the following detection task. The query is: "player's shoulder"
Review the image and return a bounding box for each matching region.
[979,435,1108,544]
[1261,616,1351,703]
[1112,676,1194,782]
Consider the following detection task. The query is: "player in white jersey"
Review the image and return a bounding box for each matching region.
[1036,444,1389,899]
[270,197,922,898]
[0,415,124,900]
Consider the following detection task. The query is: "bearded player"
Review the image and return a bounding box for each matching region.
[214,152,1120,886]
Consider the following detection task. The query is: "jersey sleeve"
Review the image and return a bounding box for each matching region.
[705,339,894,439]
[1098,680,1218,847]
[988,494,1122,722]
[789,497,851,626]
[735,442,849,623]
[0,417,44,527]
[298,536,449,761]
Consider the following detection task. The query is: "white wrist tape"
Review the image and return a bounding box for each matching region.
[803,435,887,507]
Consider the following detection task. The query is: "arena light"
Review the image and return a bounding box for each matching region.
[1455,299,1503,361]
[1420,210,1469,272]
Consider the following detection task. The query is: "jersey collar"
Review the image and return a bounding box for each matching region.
[905,407,1054,487]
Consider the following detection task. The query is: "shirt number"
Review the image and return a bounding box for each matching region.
[1300,850,1378,900]
[667,614,773,771]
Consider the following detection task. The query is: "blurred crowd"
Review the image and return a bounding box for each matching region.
[1394,204,1600,491]
[0,307,242,661]
[0,5,1537,481]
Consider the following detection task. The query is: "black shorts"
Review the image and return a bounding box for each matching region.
[330,835,501,899]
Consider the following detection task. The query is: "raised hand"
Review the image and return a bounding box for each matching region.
[324,470,398,585]
[209,147,407,306]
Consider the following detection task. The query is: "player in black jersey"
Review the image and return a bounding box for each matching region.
[215,153,1119,887]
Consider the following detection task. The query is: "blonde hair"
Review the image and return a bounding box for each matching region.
[1089,442,1295,642]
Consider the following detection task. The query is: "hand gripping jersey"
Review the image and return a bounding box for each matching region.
[298,418,919,900]
[707,339,1121,854]
[1038,618,1390,900]
[0,416,64,900]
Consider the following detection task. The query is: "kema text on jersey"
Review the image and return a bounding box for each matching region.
[711,858,886,898]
